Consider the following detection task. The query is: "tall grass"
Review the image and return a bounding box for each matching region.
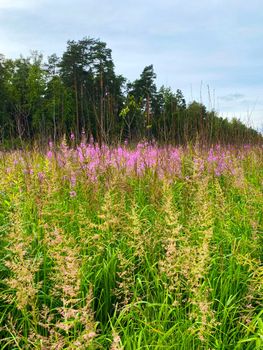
[0,141,262,349]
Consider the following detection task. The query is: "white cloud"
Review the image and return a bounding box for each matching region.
[0,0,41,9]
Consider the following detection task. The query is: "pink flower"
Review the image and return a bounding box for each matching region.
[70,174,76,187]
[69,191,77,198]
[38,172,45,182]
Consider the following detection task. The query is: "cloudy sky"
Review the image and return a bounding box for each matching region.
[0,0,262,129]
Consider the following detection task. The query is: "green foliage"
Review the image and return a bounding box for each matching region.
[0,146,262,349]
[1,37,262,146]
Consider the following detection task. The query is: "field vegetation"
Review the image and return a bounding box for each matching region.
[0,140,262,349]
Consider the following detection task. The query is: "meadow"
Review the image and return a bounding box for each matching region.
[0,140,262,349]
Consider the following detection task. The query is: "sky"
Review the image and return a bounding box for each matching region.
[0,0,262,130]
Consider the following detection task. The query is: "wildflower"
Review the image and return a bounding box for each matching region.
[70,174,76,187]
[38,172,45,182]
[70,190,77,198]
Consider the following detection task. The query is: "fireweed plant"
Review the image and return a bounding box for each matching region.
[0,140,262,349]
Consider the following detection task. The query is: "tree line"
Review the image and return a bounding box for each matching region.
[0,37,261,147]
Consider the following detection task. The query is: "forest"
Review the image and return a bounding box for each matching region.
[0,37,262,147]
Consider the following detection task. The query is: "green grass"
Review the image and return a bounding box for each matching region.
[0,146,262,349]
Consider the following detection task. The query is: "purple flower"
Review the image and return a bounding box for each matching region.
[38,172,45,182]
[70,174,76,187]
